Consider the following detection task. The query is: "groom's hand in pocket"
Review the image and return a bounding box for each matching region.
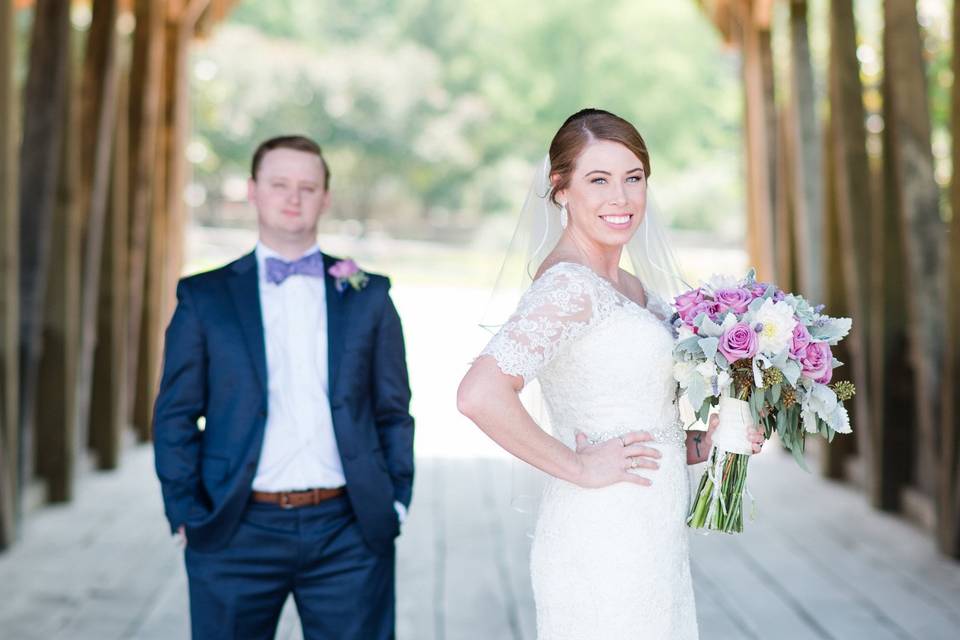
[173,525,187,548]
[573,430,660,489]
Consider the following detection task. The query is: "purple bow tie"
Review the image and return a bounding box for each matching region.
[264,251,325,285]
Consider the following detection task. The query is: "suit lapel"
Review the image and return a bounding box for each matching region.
[227,251,268,392]
[323,253,347,396]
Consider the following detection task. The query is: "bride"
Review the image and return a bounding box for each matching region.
[457,108,763,639]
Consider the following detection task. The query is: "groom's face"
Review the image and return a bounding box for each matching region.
[556,140,647,248]
[248,148,330,240]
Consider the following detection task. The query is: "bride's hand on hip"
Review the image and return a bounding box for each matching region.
[572,430,661,488]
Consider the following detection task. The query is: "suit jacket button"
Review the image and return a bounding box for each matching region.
[258,410,266,418]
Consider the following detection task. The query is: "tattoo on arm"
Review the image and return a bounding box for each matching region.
[693,434,703,459]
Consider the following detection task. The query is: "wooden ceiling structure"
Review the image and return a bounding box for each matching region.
[1,0,958,559]
[698,0,960,558]
[0,0,239,550]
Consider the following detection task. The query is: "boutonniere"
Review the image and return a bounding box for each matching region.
[328,258,369,293]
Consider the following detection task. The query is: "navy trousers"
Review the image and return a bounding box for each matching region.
[184,495,395,640]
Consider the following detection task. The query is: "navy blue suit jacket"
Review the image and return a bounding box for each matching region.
[153,251,414,555]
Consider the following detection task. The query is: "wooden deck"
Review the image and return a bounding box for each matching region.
[1,444,959,639]
[1,285,958,639]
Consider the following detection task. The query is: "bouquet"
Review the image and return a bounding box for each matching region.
[671,270,855,533]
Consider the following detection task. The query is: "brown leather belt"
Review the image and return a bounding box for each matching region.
[250,487,346,509]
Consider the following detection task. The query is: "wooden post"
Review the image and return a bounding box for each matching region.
[820,106,856,480]
[165,0,211,318]
[738,1,777,281]
[866,62,917,513]
[774,107,796,293]
[90,54,130,470]
[76,0,121,466]
[940,0,960,558]
[133,0,209,440]
[0,0,20,549]
[17,0,73,499]
[884,0,947,502]
[36,24,83,504]
[786,0,823,303]
[127,0,166,440]
[825,0,876,495]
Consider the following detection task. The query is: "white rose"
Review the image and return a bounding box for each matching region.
[753,299,798,356]
[695,361,718,379]
[673,361,696,388]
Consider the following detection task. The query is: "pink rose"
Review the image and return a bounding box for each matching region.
[790,323,812,359]
[674,289,704,319]
[328,259,359,279]
[718,322,759,363]
[714,288,754,315]
[801,342,833,384]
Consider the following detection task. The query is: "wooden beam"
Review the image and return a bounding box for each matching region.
[165,0,209,326]
[0,0,20,550]
[940,0,960,558]
[826,0,877,498]
[35,41,81,504]
[787,0,824,303]
[774,106,796,293]
[127,0,165,440]
[134,0,206,440]
[866,57,917,513]
[17,0,72,499]
[820,107,856,479]
[76,0,120,466]
[738,4,777,281]
[884,0,947,501]
[90,40,130,471]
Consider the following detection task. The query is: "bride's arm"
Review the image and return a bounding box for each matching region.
[457,356,656,488]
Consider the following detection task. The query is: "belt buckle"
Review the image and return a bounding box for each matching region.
[279,492,295,509]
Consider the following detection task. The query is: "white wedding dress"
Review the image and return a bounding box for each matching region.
[482,262,698,640]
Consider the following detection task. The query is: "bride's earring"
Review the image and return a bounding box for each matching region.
[559,203,568,229]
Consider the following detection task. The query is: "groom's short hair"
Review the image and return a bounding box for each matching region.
[251,135,331,189]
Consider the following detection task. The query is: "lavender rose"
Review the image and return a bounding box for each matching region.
[750,282,786,302]
[790,323,812,359]
[714,287,754,315]
[675,289,704,321]
[718,322,759,363]
[801,341,833,384]
[682,299,723,324]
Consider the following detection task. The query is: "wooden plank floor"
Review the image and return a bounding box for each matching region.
[1,444,959,639]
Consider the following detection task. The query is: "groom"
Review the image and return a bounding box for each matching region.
[153,135,414,639]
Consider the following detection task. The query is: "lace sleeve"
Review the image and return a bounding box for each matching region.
[480,265,597,386]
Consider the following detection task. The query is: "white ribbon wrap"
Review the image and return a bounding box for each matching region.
[701,396,757,530]
[712,396,754,455]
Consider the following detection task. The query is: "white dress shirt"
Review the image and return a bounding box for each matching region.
[252,242,346,491]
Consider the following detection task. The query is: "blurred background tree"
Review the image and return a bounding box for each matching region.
[188,0,745,240]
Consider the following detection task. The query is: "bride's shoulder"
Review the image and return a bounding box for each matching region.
[516,261,600,316]
[532,260,597,287]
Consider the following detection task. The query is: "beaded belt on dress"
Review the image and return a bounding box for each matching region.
[583,418,686,447]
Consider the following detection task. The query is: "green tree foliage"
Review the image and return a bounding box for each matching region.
[191,0,744,234]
